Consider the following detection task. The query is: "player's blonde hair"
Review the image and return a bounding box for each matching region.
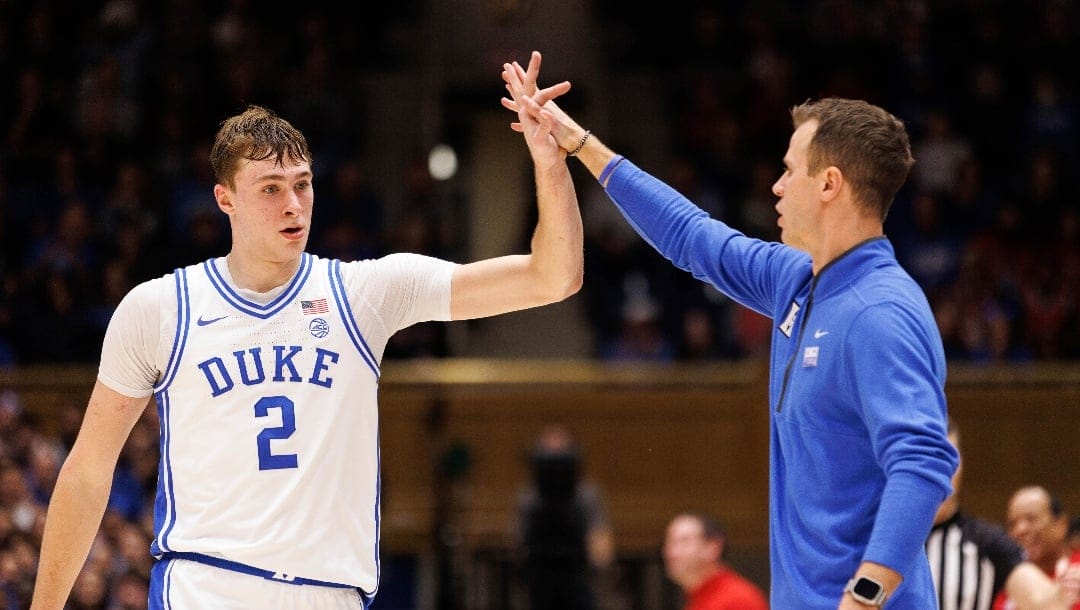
[210,105,313,190]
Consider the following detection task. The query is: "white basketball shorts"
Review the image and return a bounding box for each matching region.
[149,555,368,609]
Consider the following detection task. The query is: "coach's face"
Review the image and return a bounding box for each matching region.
[772,120,824,253]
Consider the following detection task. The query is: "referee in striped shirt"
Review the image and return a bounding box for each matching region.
[926,418,1078,609]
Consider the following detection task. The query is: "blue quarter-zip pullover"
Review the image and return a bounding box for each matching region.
[602,156,958,609]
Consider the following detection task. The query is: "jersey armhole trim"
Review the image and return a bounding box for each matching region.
[329,260,380,380]
[154,267,191,393]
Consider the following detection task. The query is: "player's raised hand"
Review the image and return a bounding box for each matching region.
[500,51,569,166]
[501,51,588,156]
[501,51,568,127]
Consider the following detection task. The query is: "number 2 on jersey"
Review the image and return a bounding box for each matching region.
[254,395,299,470]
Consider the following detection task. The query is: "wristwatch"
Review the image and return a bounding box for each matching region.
[845,576,888,606]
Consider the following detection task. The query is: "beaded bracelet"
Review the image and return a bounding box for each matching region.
[568,130,591,157]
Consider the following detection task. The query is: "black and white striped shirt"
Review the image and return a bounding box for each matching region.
[926,510,1025,610]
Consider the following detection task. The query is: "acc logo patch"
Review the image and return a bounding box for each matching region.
[309,317,330,339]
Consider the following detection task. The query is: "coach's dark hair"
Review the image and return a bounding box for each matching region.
[210,105,312,189]
[790,97,915,222]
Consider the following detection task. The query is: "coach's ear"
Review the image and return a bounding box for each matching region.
[214,184,234,216]
[820,165,843,203]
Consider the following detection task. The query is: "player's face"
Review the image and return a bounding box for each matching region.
[772,120,823,252]
[217,155,314,263]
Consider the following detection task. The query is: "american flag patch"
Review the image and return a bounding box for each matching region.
[301,298,329,315]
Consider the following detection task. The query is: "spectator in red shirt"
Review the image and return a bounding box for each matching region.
[663,512,768,610]
[996,486,1080,609]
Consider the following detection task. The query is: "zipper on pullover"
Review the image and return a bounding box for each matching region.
[775,275,820,412]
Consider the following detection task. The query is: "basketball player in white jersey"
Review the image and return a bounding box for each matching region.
[31,53,581,610]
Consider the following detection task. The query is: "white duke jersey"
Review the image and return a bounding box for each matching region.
[98,252,454,595]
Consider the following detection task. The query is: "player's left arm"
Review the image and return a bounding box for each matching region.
[450,52,583,321]
[449,166,582,320]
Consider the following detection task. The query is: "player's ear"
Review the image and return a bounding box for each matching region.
[214,184,234,214]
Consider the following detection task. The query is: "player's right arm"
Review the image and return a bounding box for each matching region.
[31,277,162,609]
[30,381,150,610]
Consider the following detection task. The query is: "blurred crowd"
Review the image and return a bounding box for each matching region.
[0,0,444,367]
[0,0,1077,368]
[591,0,1079,362]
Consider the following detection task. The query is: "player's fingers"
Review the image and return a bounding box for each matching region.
[518,95,542,115]
[503,63,526,96]
[534,81,571,106]
[511,61,528,83]
[524,51,541,87]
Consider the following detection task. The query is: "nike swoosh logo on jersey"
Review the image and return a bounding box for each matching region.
[813,329,828,339]
[197,315,228,326]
